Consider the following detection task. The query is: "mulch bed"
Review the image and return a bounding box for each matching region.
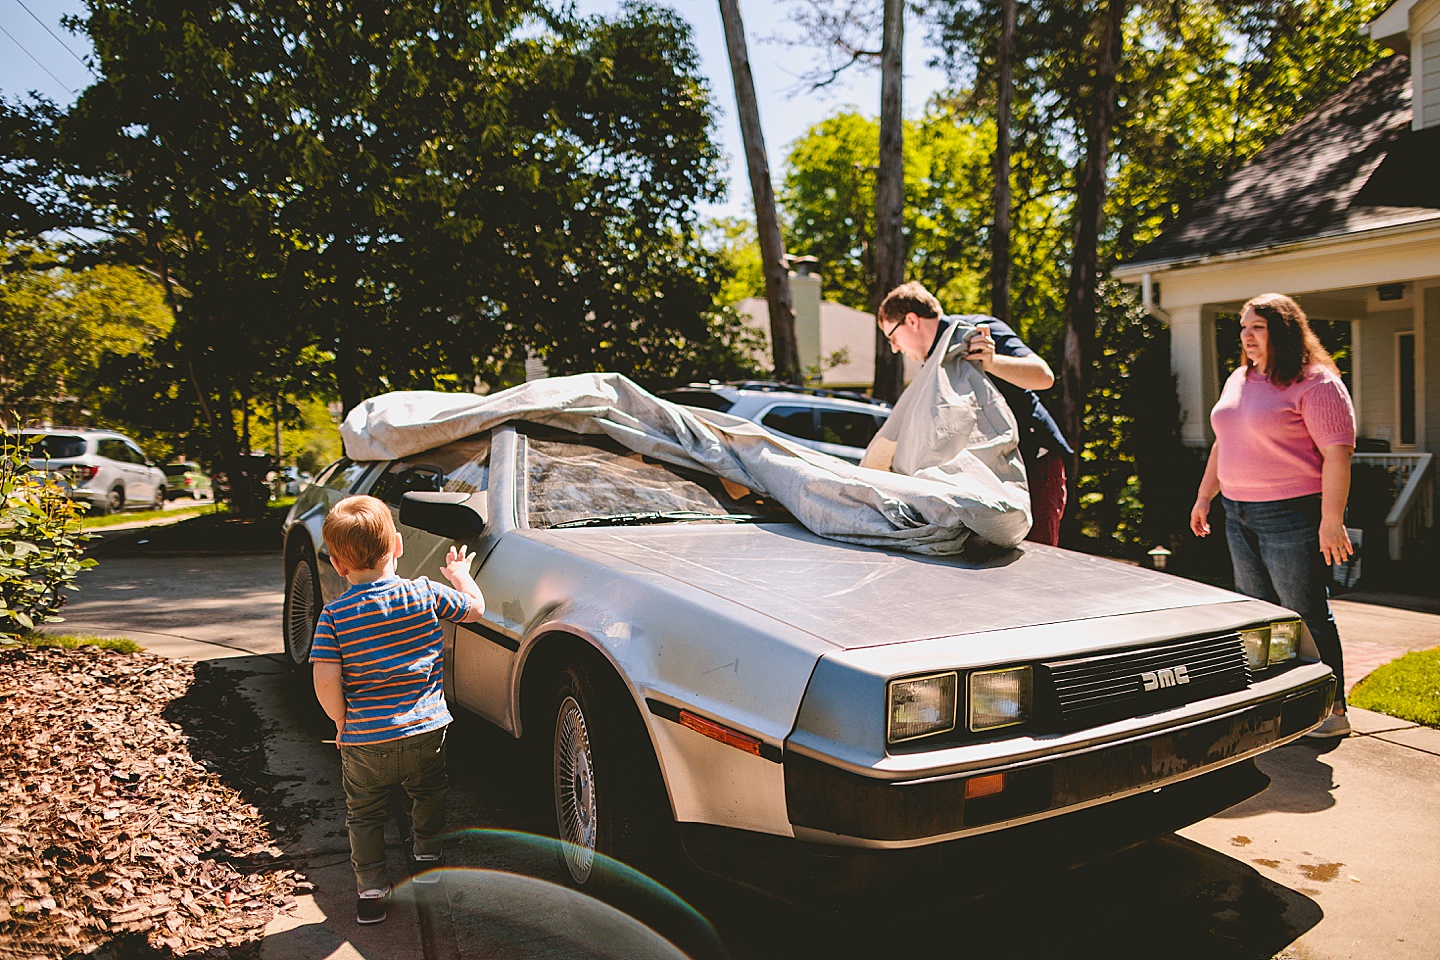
[0,647,302,959]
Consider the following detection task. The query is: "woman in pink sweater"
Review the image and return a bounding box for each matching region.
[1190,293,1356,738]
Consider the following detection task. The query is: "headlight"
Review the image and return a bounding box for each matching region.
[969,666,1032,732]
[887,672,957,743]
[1241,620,1304,670]
[1268,620,1301,663]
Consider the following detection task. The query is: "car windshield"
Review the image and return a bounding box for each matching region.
[525,434,792,529]
[21,434,87,460]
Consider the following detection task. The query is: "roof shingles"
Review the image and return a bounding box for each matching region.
[1127,55,1440,268]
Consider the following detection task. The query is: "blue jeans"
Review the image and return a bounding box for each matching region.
[1222,495,1344,702]
[339,726,449,892]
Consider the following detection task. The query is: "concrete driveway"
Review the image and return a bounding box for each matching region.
[51,553,1440,960]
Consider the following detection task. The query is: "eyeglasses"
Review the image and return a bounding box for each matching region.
[882,316,905,346]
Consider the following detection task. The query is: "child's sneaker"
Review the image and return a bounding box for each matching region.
[410,851,443,883]
[356,887,391,924]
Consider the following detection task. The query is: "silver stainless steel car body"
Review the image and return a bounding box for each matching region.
[282,422,1334,891]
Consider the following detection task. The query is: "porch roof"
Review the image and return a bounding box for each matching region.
[1120,55,1440,273]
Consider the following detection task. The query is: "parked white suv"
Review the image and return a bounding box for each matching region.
[659,381,891,463]
[20,428,167,514]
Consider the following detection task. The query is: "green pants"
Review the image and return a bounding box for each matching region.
[339,725,448,892]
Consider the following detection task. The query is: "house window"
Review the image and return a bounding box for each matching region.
[1213,314,1352,393]
[1397,332,1416,447]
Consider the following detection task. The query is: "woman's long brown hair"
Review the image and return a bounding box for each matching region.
[1242,293,1338,387]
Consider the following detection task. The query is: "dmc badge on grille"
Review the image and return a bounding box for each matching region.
[1141,665,1191,692]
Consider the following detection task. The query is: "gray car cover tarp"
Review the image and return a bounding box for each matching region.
[340,364,1031,554]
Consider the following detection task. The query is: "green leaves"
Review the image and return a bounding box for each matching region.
[0,431,95,640]
[0,244,173,418]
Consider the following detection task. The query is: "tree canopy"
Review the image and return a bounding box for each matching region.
[0,245,172,419]
[0,0,751,507]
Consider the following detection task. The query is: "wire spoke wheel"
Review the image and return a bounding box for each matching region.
[283,556,319,668]
[554,693,598,882]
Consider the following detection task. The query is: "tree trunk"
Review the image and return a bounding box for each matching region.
[336,245,366,417]
[872,0,906,404]
[1059,0,1124,538]
[990,0,1016,325]
[717,0,800,383]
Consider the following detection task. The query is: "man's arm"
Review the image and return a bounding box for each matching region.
[965,323,1055,391]
[312,661,346,745]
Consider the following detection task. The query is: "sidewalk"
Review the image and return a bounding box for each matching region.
[1330,595,1440,695]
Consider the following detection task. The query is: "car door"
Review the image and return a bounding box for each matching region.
[96,439,137,504]
[373,434,502,713]
[122,440,161,504]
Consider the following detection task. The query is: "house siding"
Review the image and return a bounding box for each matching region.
[1359,309,1411,444]
[1424,30,1440,127]
[1427,286,1440,453]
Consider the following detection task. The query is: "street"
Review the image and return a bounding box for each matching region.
[53,553,1440,960]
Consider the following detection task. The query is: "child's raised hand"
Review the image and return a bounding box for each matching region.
[442,545,476,584]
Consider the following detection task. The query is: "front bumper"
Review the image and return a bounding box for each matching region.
[681,756,1273,900]
[784,670,1333,847]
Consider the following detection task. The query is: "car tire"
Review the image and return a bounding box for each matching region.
[283,546,322,672]
[105,486,124,514]
[549,659,673,887]
[152,487,166,511]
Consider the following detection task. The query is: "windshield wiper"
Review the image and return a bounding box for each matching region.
[548,511,760,529]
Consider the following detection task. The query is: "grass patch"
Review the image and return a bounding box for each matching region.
[5,632,143,653]
[1349,647,1440,728]
[79,500,223,530]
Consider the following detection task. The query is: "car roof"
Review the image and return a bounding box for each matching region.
[665,381,891,412]
[17,427,126,438]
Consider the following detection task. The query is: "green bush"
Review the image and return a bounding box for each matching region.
[0,430,96,638]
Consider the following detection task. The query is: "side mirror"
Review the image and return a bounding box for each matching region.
[401,491,487,538]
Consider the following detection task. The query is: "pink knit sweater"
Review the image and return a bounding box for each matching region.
[1210,364,1356,502]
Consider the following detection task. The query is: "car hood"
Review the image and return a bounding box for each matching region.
[535,523,1249,650]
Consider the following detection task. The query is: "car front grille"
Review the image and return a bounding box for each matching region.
[1039,633,1251,728]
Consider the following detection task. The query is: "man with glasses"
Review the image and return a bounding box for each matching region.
[860,281,1072,546]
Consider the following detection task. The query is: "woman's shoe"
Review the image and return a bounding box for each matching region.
[1305,709,1352,739]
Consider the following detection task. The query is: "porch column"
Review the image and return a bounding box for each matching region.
[1168,304,1212,448]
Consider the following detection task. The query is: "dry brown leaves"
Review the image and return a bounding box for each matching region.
[0,647,299,959]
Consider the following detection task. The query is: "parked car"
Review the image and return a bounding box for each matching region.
[271,466,310,498]
[19,428,167,514]
[162,461,213,500]
[282,416,1334,897]
[659,381,891,463]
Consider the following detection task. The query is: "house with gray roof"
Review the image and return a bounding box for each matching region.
[1112,0,1440,563]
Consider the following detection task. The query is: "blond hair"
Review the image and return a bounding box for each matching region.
[322,495,396,570]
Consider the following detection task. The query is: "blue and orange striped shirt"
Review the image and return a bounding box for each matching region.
[310,576,473,745]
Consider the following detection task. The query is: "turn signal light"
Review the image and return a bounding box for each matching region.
[679,709,764,757]
[965,773,1007,799]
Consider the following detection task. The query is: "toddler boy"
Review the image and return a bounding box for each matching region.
[310,494,485,924]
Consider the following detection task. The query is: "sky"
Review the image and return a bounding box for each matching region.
[0,0,951,220]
